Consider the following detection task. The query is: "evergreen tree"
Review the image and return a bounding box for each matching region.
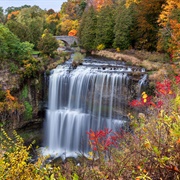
[78,7,97,50]
[95,6,115,49]
[113,1,133,50]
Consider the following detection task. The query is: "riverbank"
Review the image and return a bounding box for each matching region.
[92,49,179,82]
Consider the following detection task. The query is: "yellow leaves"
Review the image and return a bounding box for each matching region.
[42,33,46,38]
[173,95,180,110]
[144,139,151,149]
[60,19,79,34]
[142,92,147,99]
[96,44,105,51]
[88,151,94,160]
[46,13,60,24]
[116,47,120,52]
[0,129,65,179]
[142,91,148,103]
[126,0,141,7]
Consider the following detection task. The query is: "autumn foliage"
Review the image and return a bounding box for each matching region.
[85,74,180,179]
[0,129,65,180]
[7,10,19,20]
[157,0,180,59]
[68,29,77,36]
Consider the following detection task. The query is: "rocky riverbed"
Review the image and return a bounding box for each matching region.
[92,50,177,82]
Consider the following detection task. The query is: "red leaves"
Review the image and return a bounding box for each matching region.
[175,74,180,84]
[86,128,118,151]
[129,92,153,108]
[129,75,180,109]
[129,99,144,107]
[156,79,172,95]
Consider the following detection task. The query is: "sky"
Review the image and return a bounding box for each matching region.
[0,0,67,12]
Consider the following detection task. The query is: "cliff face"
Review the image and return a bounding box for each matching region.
[0,51,71,132]
[0,69,47,132]
[0,69,21,91]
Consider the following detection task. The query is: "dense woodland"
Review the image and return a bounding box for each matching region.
[0,0,180,57]
[0,0,180,179]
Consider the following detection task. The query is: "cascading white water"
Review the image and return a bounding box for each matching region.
[43,56,147,158]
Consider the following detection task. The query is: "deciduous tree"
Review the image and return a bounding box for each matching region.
[37,29,59,57]
[16,6,47,48]
[132,0,165,51]
[158,0,180,59]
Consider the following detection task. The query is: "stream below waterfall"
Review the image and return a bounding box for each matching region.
[41,55,148,159]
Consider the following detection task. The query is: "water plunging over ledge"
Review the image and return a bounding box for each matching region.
[42,55,148,158]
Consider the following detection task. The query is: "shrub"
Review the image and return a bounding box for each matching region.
[19,57,41,79]
[0,129,65,180]
[83,74,180,179]
[9,62,19,73]
[20,85,28,100]
[24,101,32,120]
[72,52,85,67]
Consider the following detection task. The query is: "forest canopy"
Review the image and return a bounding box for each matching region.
[0,0,179,60]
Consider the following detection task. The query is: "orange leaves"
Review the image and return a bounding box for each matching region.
[7,11,20,20]
[159,0,180,26]
[68,29,77,36]
[158,0,180,58]
[91,0,113,10]
[168,19,180,59]
[0,90,24,114]
[6,90,15,101]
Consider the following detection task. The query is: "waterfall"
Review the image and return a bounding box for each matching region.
[43,56,147,158]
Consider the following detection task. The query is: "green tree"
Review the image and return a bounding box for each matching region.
[46,12,60,35]
[5,5,31,14]
[0,24,33,62]
[15,6,47,48]
[0,24,20,60]
[113,1,133,50]
[78,6,97,50]
[6,20,31,42]
[0,7,5,24]
[37,29,59,57]
[95,6,115,48]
